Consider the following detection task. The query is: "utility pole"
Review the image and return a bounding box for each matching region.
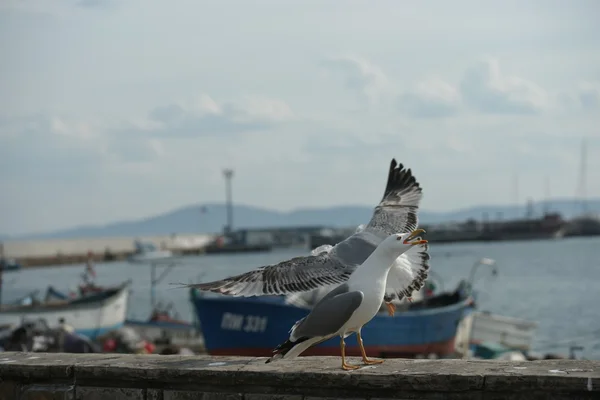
[512,172,520,218]
[0,242,4,304]
[576,139,588,214]
[543,176,551,215]
[223,169,234,235]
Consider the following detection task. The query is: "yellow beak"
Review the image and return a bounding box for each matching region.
[403,228,428,245]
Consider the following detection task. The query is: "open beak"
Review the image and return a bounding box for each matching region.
[403,228,428,245]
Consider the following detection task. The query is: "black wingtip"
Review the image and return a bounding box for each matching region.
[382,158,421,200]
[267,337,309,363]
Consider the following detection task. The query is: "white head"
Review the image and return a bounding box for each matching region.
[378,229,428,259]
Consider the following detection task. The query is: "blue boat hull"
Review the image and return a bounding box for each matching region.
[191,288,473,358]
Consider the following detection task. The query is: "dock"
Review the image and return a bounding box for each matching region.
[0,353,598,399]
[0,234,215,267]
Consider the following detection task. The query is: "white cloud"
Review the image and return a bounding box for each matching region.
[103,137,164,165]
[398,77,462,118]
[460,58,549,114]
[49,116,97,139]
[0,0,107,17]
[322,55,391,107]
[139,94,294,137]
[559,82,600,112]
[1,0,599,234]
[0,93,295,189]
[578,83,600,110]
[230,95,294,123]
[326,56,557,117]
[75,0,115,9]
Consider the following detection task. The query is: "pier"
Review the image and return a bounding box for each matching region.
[0,234,215,267]
[0,353,598,399]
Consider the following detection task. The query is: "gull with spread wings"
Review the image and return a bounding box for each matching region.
[179,159,430,369]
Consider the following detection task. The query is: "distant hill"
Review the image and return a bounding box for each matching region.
[3,198,599,240]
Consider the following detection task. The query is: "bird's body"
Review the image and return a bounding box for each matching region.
[266,232,427,368]
[343,249,396,334]
[177,158,430,370]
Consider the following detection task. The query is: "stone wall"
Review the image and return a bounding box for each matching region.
[0,352,598,400]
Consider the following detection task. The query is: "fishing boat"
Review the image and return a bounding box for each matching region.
[0,282,130,340]
[0,257,21,272]
[128,240,174,263]
[124,254,204,350]
[190,281,474,358]
[454,310,538,358]
[468,311,538,351]
[124,309,204,350]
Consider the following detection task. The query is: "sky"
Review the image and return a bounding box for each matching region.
[1,0,599,235]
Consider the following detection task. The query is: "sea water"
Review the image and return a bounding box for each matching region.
[3,236,600,359]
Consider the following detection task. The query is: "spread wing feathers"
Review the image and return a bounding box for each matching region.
[180,250,353,297]
[365,159,423,237]
[383,242,430,302]
[178,158,423,298]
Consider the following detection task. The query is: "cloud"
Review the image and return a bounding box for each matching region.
[0,0,113,16]
[322,56,391,107]
[578,84,600,110]
[460,59,549,114]
[105,137,164,164]
[579,89,600,110]
[0,115,105,183]
[397,78,461,118]
[75,0,114,9]
[136,94,294,138]
[325,56,553,117]
[559,82,600,112]
[0,93,294,184]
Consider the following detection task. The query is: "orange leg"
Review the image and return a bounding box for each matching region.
[385,302,396,316]
[340,336,360,370]
[357,330,384,365]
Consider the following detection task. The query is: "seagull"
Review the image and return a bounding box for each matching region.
[266,232,427,370]
[179,159,430,369]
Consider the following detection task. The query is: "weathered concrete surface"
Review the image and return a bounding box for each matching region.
[0,352,598,400]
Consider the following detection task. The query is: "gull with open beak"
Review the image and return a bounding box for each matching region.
[385,228,428,316]
[178,159,431,370]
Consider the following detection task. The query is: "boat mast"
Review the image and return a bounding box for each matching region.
[223,169,234,235]
[0,242,3,305]
[576,139,588,215]
[512,172,520,218]
[543,176,551,215]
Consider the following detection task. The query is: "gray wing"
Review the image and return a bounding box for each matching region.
[179,158,422,297]
[363,159,422,237]
[325,158,424,267]
[290,284,363,340]
[179,250,354,296]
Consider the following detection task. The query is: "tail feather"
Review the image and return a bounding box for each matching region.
[265,336,310,363]
[265,335,332,363]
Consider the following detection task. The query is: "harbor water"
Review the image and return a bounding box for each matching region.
[3,236,600,359]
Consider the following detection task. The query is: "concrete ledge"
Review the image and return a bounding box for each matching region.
[0,352,598,399]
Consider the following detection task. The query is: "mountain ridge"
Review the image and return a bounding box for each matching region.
[2,197,598,241]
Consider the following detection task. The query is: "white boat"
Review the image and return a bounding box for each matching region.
[456,310,538,356]
[469,311,538,350]
[0,282,130,340]
[128,240,174,263]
